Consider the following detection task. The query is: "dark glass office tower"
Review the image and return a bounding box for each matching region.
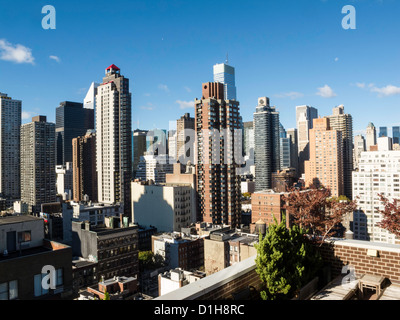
[56,101,94,165]
[379,126,388,138]
[393,126,400,144]
[254,97,280,191]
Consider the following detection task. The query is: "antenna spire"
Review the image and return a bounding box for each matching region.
[226,53,229,64]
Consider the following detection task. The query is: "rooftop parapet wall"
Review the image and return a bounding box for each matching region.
[319,238,400,285]
[156,238,400,300]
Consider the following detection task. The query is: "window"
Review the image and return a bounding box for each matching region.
[18,231,31,243]
[0,281,17,300]
[34,274,49,297]
[56,269,63,287]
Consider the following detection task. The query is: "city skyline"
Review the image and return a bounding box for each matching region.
[0,0,400,135]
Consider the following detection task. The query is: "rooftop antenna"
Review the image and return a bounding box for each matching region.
[226,53,229,65]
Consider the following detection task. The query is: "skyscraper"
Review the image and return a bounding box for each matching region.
[353,134,366,170]
[353,148,400,244]
[96,64,132,216]
[213,62,237,100]
[56,101,94,165]
[84,82,100,110]
[366,122,377,151]
[254,97,280,191]
[296,105,318,176]
[286,128,299,174]
[327,105,353,199]
[132,129,148,178]
[305,117,344,197]
[72,130,97,202]
[195,82,242,227]
[0,92,21,202]
[176,113,195,164]
[392,126,400,144]
[379,126,388,138]
[21,116,56,213]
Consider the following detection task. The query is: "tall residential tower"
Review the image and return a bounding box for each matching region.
[96,65,132,216]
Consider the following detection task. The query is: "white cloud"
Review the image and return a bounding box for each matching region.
[335,57,339,62]
[370,85,400,97]
[355,82,366,89]
[49,55,60,63]
[184,86,192,93]
[176,100,194,110]
[275,92,304,100]
[22,111,36,120]
[0,39,34,64]
[158,84,169,93]
[316,85,337,98]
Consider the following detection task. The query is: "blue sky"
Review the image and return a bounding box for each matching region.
[0,0,399,135]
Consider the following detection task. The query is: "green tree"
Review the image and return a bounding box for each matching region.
[255,218,322,300]
[103,291,110,300]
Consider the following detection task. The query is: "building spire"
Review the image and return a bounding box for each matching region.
[226,53,229,65]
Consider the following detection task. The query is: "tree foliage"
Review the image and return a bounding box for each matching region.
[138,251,164,271]
[255,218,322,300]
[377,194,400,238]
[282,187,357,244]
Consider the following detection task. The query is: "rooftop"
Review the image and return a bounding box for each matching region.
[0,215,42,226]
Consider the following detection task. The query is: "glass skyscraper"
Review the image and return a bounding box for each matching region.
[213,62,237,100]
[393,126,400,144]
[254,97,280,191]
[56,101,94,165]
[379,126,388,138]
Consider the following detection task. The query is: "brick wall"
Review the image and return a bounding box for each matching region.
[195,268,262,300]
[318,239,400,284]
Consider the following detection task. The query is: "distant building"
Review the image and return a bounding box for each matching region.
[286,128,299,175]
[152,233,204,271]
[250,189,289,227]
[72,130,97,202]
[366,122,377,151]
[176,113,195,163]
[353,145,400,244]
[21,116,56,213]
[213,62,237,100]
[135,154,174,184]
[79,275,138,300]
[305,117,344,197]
[96,65,132,217]
[132,129,148,179]
[195,82,242,227]
[353,134,366,170]
[379,126,388,138]
[327,105,353,199]
[204,229,257,275]
[56,162,73,199]
[56,101,94,165]
[0,215,73,300]
[72,220,139,281]
[393,126,400,144]
[71,201,123,227]
[254,97,280,191]
[271,168,298,193]
[0,92,21,202]
[296,105,318,175]
[131,180,193,232]
[165,163,197,224]
[158,268,206,296]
